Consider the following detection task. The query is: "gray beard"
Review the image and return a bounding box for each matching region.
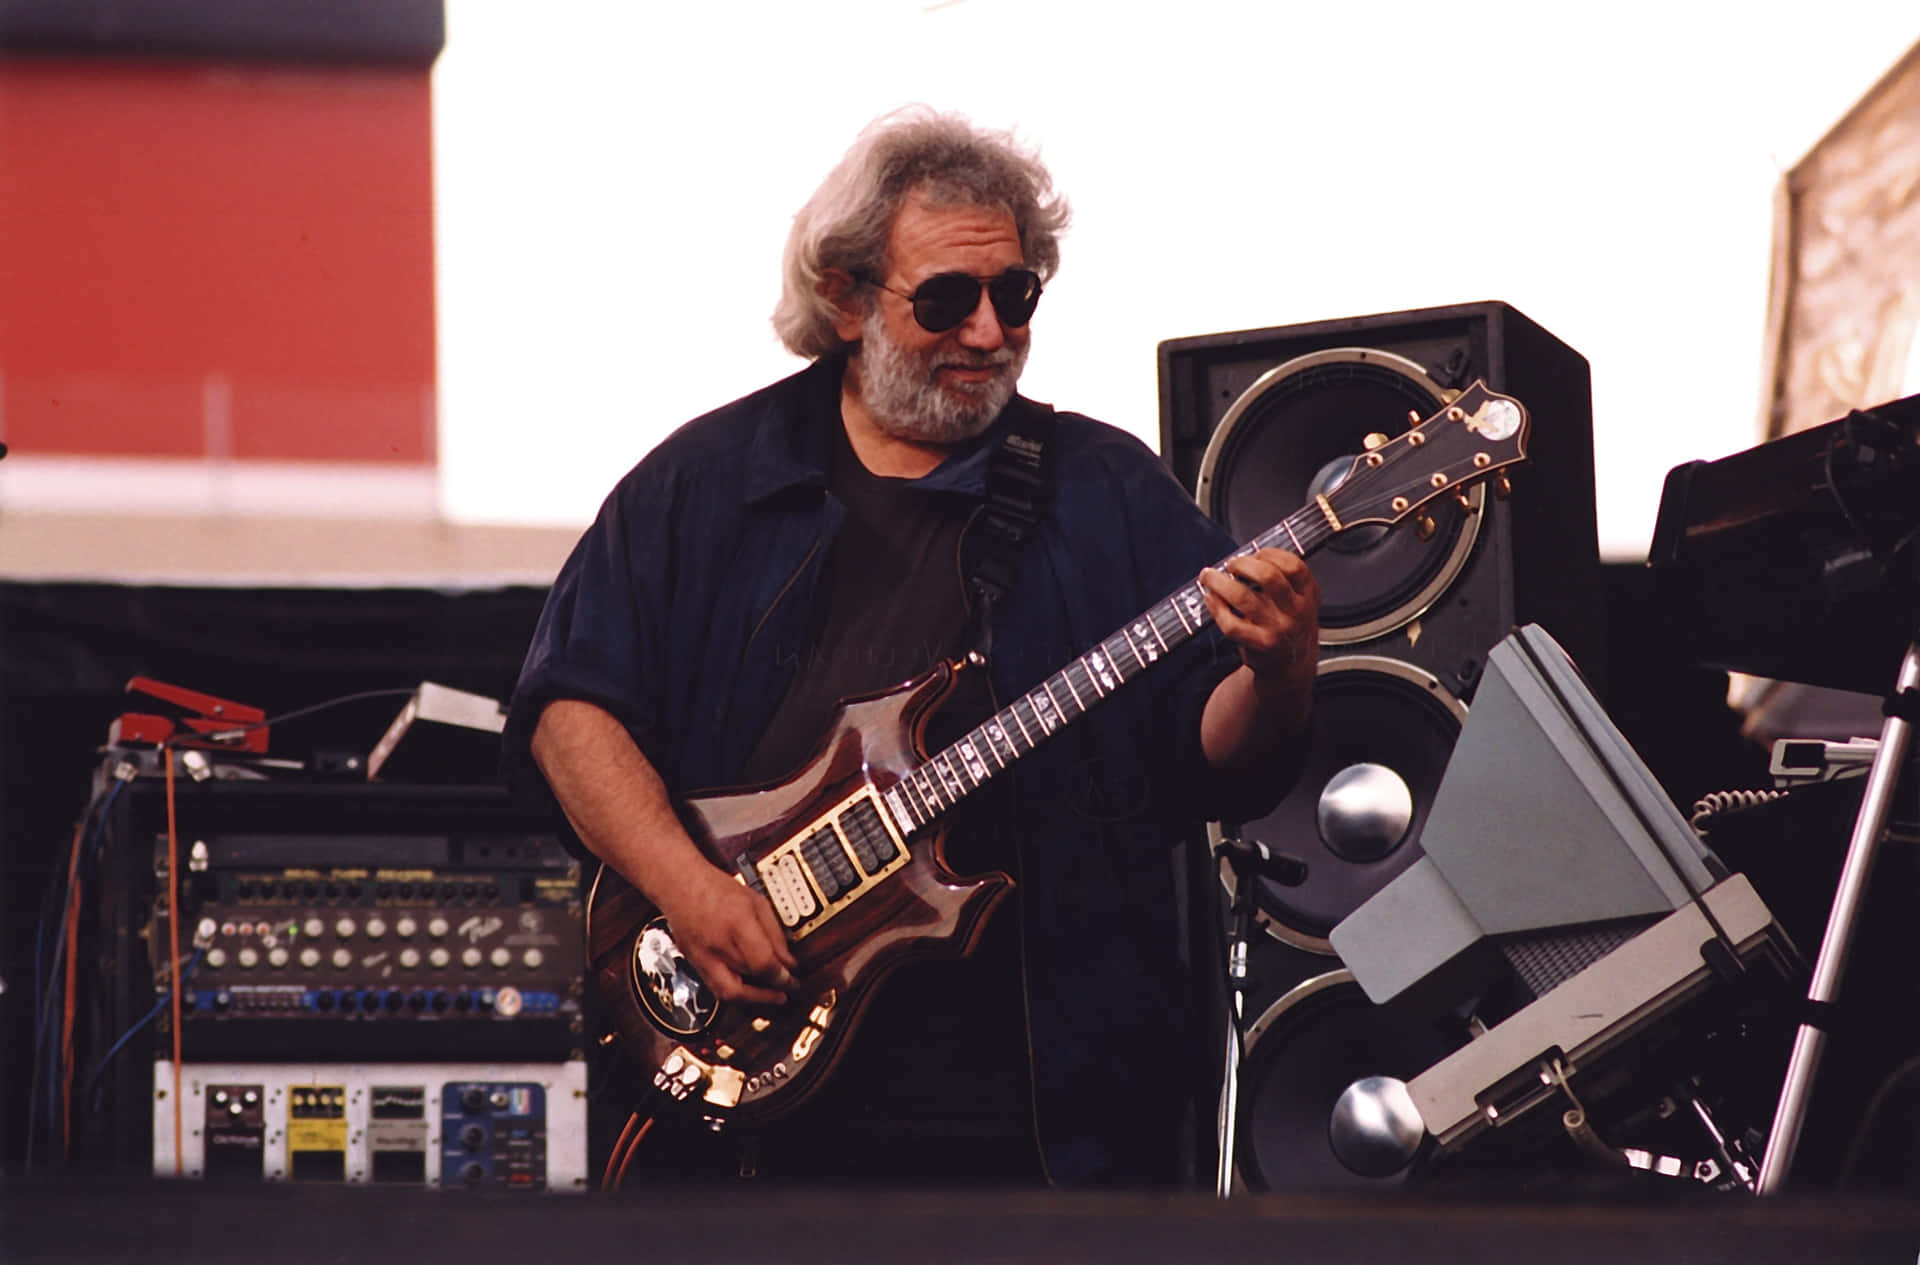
[850,308,1028,444]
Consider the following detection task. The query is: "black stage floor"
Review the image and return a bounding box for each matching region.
[7,1178,1920,1265]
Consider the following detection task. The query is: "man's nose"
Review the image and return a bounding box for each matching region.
[953,289,1007,351]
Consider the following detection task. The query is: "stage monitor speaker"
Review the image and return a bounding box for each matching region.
[1159,301,1599,957]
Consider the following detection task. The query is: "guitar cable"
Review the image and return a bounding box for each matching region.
[600,1110,655,1191]
[600,1112,639,1189]
[164,744,185,1179]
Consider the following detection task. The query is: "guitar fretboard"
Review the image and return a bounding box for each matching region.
[879,503,1337,836]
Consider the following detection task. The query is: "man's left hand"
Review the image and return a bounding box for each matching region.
[1198,547,1321,703]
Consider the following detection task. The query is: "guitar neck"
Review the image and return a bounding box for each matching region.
[881,503,1335,835]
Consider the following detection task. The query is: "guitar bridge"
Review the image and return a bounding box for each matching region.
[739,786,910,939]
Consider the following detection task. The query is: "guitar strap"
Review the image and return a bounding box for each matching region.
[962,399,1058,662]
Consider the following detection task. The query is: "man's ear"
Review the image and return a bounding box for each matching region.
[821,269,866,343]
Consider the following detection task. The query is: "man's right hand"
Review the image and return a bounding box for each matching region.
[653,860,799,1007]
[529,699,800,1007]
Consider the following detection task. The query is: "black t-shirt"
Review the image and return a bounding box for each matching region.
[731,416,1042,1185]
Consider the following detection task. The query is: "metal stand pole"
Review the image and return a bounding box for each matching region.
[1756,638,1920,1194]
[1215,842,1262,1198]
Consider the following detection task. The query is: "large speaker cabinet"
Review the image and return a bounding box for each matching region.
[1159,301,1599,964]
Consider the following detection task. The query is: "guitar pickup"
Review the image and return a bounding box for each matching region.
[798,826,859,902]
[759,853,819,928]
[838,799,898,873]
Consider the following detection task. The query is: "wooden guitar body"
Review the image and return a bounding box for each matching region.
[585,660,1012,1126]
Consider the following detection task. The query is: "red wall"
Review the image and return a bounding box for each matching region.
[0,57,435,463]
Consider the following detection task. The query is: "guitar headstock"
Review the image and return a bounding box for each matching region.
[1321,381,1530,530]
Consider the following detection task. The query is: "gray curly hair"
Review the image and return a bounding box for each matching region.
[772,107,1071,359]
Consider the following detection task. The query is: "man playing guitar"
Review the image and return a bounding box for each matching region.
[507,107,1320,1189]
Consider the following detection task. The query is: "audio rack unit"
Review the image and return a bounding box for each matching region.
[127,780,585,1064]
[151,1060,588,1191]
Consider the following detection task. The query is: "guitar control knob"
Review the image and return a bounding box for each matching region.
[521,948,544,969]
[427,917,450,939]
[237,946,259,969]
[205,947,229,969]
[429,947,451,969]
[364,917,387,939]
[398,947,421,969]
[267,946,289,969]
[334,917,357,940]
[461,947,483,968]
[396,916,419,938]
[302,917,325,939]
[332,948,353,969]
[299,947,321,969]
[489,947,511,969]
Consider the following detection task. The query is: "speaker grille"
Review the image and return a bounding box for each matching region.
[1237,970,1460,1192]
[1195,349,1485,643]
[1218,656,1465,952]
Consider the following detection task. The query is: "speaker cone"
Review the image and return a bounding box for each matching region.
[1217,656,1466,953]
[1195,347,1486,643]
[1236,970,1460,1192]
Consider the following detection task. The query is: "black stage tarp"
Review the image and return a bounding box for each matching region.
[7,1177,1920,1265]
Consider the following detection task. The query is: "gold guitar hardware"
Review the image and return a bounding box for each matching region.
[1453,490,1474,511]
[1365,432,1390,450]
[1494,473,1513,499]
[1415,514,1437,542]
[792,1026,822,1060]
[703,1065,744,1110]
[655,1047,713,1103]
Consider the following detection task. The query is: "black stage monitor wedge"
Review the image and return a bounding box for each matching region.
[1160,302,1599,962]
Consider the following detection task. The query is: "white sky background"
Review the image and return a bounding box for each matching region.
[433,0,1920,560]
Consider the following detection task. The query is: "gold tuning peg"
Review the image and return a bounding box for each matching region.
[1494,472,1512,499]
[1453,489,1473,511]
[1415,514,1437,542]
[1362,432,1389,451]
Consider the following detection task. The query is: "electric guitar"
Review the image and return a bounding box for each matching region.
[585,380,1532,1126]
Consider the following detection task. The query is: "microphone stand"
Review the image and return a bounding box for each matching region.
[1213,830,1307,1197]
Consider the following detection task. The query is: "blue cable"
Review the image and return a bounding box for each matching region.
[86,947,206,1112]
[26,778,125,1167]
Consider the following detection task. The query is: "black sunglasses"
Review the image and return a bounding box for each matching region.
[864,268,1043,333]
